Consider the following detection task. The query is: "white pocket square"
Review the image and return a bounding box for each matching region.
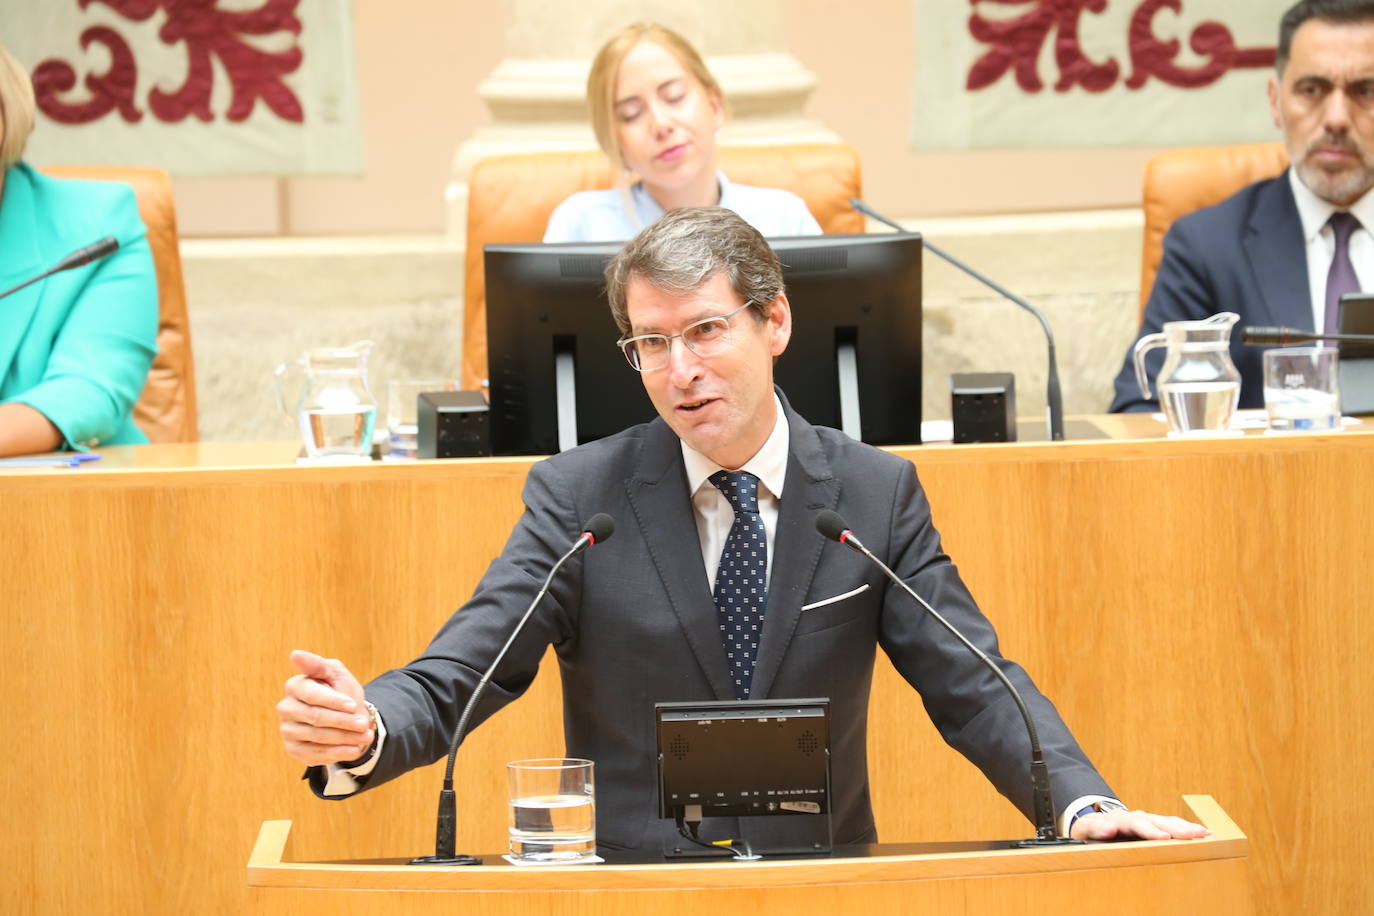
[801,583,870,611]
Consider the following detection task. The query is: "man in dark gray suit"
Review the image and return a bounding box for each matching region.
[1111,0,1374,413]
[279,207,1205,848]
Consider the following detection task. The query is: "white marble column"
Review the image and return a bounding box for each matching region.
[446,0,841,239]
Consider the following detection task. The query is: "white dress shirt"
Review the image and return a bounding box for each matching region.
[681,394,789,591]
[1287,169,1374,331]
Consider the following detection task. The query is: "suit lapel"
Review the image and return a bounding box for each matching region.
[1243,172,1312,328]
[624,417,735,700]
[0,167,48,384]
[749,395,839,700]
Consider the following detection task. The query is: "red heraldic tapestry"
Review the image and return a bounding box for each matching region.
[915,0,1288,148]
[16,0,362,175]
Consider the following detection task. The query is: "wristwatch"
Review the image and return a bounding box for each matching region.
[1076,799,1128,820]
[338,701,380,770]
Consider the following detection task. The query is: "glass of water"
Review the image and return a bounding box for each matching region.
[506,758,595,862]
[385,378,457,459]
[1263,347,1341,432]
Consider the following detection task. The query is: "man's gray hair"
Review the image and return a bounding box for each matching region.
[604,207,785,336]
[1278,0,1374,73]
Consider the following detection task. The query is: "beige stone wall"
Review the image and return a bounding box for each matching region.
[183,237,463,441]
[913,210,1144,423]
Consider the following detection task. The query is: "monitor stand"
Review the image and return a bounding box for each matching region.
[555,349,578,453]
[836,339,862,440]
[661,808,833,861]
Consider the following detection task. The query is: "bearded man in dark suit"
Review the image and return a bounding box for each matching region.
[1112,0,1374,412]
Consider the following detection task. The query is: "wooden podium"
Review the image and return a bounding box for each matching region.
[247,795,1250,914]
[6,423,1368,913]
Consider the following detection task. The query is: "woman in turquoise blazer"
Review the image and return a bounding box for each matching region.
[0,46,157,455]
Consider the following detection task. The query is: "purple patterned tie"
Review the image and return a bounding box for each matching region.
[1324,212,1362,333]
[709,470,768,699]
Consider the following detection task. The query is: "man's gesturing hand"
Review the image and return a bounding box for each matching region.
[277,650,374,766]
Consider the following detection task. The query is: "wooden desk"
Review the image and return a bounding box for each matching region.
[1,418,1368,913]
[246,796,1250,914]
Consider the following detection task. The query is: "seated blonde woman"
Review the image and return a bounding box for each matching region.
[544,23,821,242]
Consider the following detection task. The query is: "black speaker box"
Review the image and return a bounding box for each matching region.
[950,372,1016,443]
[418,390,491,458]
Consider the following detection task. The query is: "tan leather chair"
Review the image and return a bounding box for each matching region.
[40,165,198,443]
[461,144,865,389]
[1139,142,1289,319]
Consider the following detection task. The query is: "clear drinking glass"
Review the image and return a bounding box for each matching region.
[1263,347,1341,432]
[385,378,457,459]
[506,758,595,862]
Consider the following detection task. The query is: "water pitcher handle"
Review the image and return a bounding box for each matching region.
[272,359,305,420]
[1133,332,1167,401]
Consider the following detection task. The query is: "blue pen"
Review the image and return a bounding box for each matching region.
[0,453,103,468]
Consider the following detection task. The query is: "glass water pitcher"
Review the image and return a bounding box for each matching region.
[1132,312,1241,435]
[273,341,378,459]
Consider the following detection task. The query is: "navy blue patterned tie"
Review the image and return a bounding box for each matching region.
[709,470,768,699]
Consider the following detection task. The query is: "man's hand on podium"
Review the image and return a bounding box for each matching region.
[1070,808,1210,841]
[277,649,374,765]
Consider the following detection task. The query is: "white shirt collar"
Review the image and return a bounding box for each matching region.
[681,393,789,501]
[715,172,740,210]
[1288,167,1374,242]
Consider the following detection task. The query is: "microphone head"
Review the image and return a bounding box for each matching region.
[1241,326,1287,346]
[582,513,615,545]
[815,510,851,543]
[54,236,121,273]
[88,236,120,259]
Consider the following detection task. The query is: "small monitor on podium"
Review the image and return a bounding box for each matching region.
[483,233,923,456]
[656,698,832,856]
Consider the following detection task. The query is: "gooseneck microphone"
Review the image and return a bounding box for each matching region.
[0,236,120,301]
[850,198,1066,441]
[1242,326,1374,346]
[409,513,616,866]
[814,510,1080,846]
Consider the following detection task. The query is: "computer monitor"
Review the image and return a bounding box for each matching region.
[483,233,923,456]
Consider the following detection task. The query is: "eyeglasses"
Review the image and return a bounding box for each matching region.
[617,303,752,372]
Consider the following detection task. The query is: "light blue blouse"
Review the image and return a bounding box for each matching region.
[543,172,822,242]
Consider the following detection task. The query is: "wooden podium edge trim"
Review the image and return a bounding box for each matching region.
[247,795,1247,892]
[248,820,293,870]
[1182,794,1244,839]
